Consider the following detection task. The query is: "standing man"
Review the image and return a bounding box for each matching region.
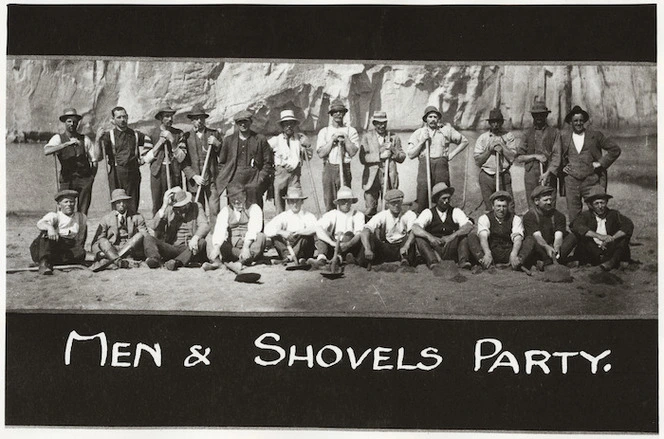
[96,106,151,213]
[407,106,468,213]
[268,109,312,214]
[216,110,274,208]
[181,104,223,224]
[44,108,101,215]
[515,101,562,209]
[316,99,360,212]
[473,109,518,211]
[561,105,621,223]
[144,106,187,215]
[359,111,406,219]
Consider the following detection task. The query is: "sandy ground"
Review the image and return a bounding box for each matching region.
[5,132,657,318]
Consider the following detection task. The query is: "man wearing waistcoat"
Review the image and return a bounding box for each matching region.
[561,105,621,223]
[96,106,151,213]
[44,108,102,215]
[515,101,562,209]
[412,183,473,269]
[359,111,406,219]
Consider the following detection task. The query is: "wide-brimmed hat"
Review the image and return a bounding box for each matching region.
[187,104,210,119]
[279,109,299,124]
[54,189,79,202]
[371,111,388,123]
[531,185,555,200]
[59,108,83,122]
[384,189,404,203]
[155,106,177,120]
[283,187,307,200]
[171,188,193,208]
[333,186,358,204]
[585,186,613,203]
[486,109,504,121]
[489,190,512,203]
[530,100,551,114]
[233,110,253,122]
[328,99,348,115]
[422,106,442,122]
[110,188,133,204]
[431,182,455,200]
[564,105,590,124]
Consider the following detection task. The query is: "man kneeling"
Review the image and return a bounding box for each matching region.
[265,187,317,264]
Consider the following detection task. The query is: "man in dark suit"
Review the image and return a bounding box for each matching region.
[216,110,274,208]
[560,105,621,223]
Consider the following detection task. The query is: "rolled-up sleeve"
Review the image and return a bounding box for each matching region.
[414,209,433,228]
[352,211,365,234]
[264,212,286,238]
[245,205,263,241]
[452,208,471,227]
[212,207,230,248]
[477,214,491,236]
[511,215,524,241]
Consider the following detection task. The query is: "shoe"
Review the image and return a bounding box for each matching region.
[600,260,616,272]
[345,253,357,265]
[165,259,183,271]
[308,257,327,269]
[115,259,130,269]
[202,261,220,271]
[298,258,308,265]
[145,257,160,269]
[400,258,410,267]
[458,261,472,270]
[38,260,53,275]
[536,260,545,272]
[471,265,483,275]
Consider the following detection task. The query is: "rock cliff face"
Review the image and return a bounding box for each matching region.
[6,59,656,139]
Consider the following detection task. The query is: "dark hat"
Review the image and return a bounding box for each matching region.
[155,106,177,120]
[431,182,455,199]
[171,187,193,208]
[283,187,307,200]
[489,190,512,203]
[422,105,442,122]
[384,189,404,203]
[233,110,254,122]
[227,184,247,200]
[333,186,358,204]
[371,111,388,123]
[59,108,83,122]
[531,185,555,200]
[328,99,348,114]
[564,105,589,124]
[530,100,551,114]
[110,189,132,204]
[54,189,79,202]
[486,109,504,121]
[187,104,210,119]
[585,186,613,204]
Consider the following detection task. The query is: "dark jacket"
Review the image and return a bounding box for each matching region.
[571,208,633,239]
[560,128,621,180]
[91,210,148,246]
[517,125,562,174]
[181,127,222,192]
[215,130,274,193]
[149,202,210,245]
[148,126,187,177]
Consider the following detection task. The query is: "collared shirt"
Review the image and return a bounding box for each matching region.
[212,204,263,248]
[100,128,149,167]
[45,134,99,163]
[316,125,360,164]
[264,209,318,237]
[407,125,467,159]
[473,130,517,174]
[477,213,524,241]
[415,207,471,229]
[365,210,417,244]
[37,211,87,240]
[572,132,585,154]
[594,215,608,246]
[318,209,365,238]
[268,133,303,169]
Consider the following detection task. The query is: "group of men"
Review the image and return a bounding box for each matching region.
[31,100,632,276]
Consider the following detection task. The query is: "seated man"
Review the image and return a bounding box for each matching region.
[360,189,417,267]
[467,191,527,271]
[264,187,317,264]
[570,187,633,271]
[521,185,577,269]
[29,189,96,275]
[146,186,210,271]
[412,183,473,269]
[207,185,267,269]
[311,186,365,267]
[89,189,151,271]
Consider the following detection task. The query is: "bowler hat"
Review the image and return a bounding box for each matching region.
[54,189,79,202]
[489,190,512,203]
[585,186,613,204]
[333,186,358,204]
[371,111,388,123]
[283,187,307,200]
[187,104,210,119]
[384,189,404,203]
[233,110,253,122]
[422,106,442,122]
[530,185,555,200]
[431,182,455,199]
[328,99,348,115]
[279,109,299,124]
[110,189,133,204]
[171,187,193,208]
[530,100,551,114]
[486,109,504,121]
[227,185,247,200]
[59,108,83,122]
[564,105,589,124]
[155,106,177,120]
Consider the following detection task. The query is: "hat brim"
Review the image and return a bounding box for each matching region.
[172,192,193,207]
[586,194,613,203]
[59,115,83,122]
[372,118,388,123]
[432,188,455,199]
[328,108,348,115]
[187,114,210,119]
[110,195,133,203]
[530,110,551,114]
[155,111,176,120]
[55,190,79,202]
[422,111,442,122]
[284,196,308,200]
[564,111,589,124]
[334,197,358,204]
[279,117,299,124]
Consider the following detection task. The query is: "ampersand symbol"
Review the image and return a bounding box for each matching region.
[184,345,211,367]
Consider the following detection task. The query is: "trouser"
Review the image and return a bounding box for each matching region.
[564,170,607,224]
[142,233,207,265]
[315,231,361,260]
[60,173,94,215]
[519,234,577,267]
[575,235,630,267]
[467,233,528,264]
[191,183,220,228]
[322,162,352,212]
[150,165,182,215]
[219,232,267,263]
[272,234,315,260]
[479,170,514,211]
[416,156,449,213]
[524,168,558,209]
[273,165,302,214]
[91,235,148,260]
[415,234,470,268]
[30,233,87,264]
[363,167,394,219]
[359,234,416,266]
[229,167,263,208]
[109,165,141,212]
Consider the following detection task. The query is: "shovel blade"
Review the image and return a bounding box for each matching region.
[235,272,261,283]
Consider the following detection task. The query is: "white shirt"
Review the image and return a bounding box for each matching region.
[264,209,318,237]
[268,134,302,169]
[477,213,524,241]
[415,207,471,229]
[37,211,87,239]
[318,209,365,238]
[212,204,263,248]
[572,132,585,154]
[316,125,360,165]
[45,134,98,162]
[365,210,417,243]
[593,215,608,246]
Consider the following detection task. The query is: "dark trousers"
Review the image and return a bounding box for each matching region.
[191,183,220,228]
[91,235,148,260]
[142,233,207,265]
[150,165,182,215]
[220,232,267,263]
[467,233,528,264]
[564,170,607,224]
[416,156,449,213]
[109,165,141,213]
[363,168,391,219]
[415,235,470,267]
[30,233,86,264]
[272,235,315,260]
[273,166,302,214]
[520,234,577,267]
[60,174,94,215]
[315,232,361,259]
[229,167,263,208]
[575,235,630,266]
[360,234,416,266]
[479,170,514,211]
[322,162,352,212]
[524,169,558,209]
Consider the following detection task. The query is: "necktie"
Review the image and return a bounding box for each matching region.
[119,215,126,230]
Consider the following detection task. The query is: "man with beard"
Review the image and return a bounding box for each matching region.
[216,110,273,208]
[570,187,633,271]
[407,106,468,213]
[44,108,101,215]
[268,109,312,214]
[561,105,621,223]
[316,99,360,212]
[359,111,406,219]
[144,106,187,215]
[473,109,518,210]
[515,101,562,208]
[412,183,473,269]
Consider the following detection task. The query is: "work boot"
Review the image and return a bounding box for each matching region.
[165,259,184,271]
[115,259,130,269]
[38,259,53,275]
[145,257,161,269]
[202,259,221,271]
[98,240,121,262]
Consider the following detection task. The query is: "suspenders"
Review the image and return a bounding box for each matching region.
[109,129,140,167]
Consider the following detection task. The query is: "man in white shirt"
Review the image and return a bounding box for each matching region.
[412,183,473,269]
[264,187,317,264]
[268,110,312,214]
[311,186,365,268]
[316,99,360,212]
[359,189,417,267]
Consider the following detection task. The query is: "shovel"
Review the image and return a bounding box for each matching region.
[285,244,310,271]
[223,261,261,283]
[321,235,344,279]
